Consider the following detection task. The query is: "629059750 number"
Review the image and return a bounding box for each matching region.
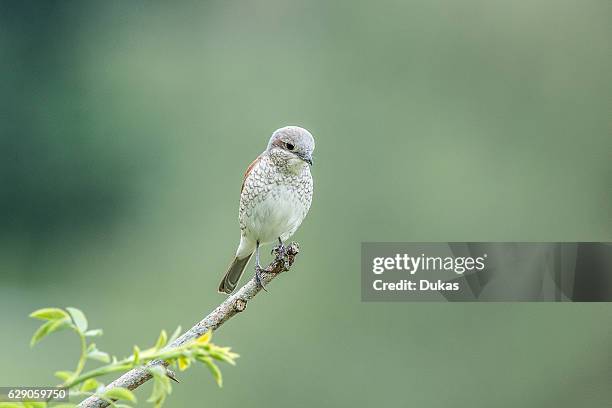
[0,387,69,402]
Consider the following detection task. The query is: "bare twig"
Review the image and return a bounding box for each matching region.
[78,243,300,408]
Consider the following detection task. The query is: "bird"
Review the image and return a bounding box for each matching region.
[218,126,315,294]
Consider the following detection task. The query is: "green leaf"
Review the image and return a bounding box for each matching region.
[52,404,77,408]
[148,366,171,390]
[197,356,223,387]
[168,326,182,344]
[84,329,103,337]
[29,308,69,321]
[30,318,70,346]
[54,370,74,382]
[154,330,167,350]
[22,403,46,408]
[210,351,237,365]
[147,377,165,403]
[81,378,101,392]
[147,368,170,408]
[87,349,111,363]
[132,345,140,366]
[85,343,111,363]
[66,307,88,333]
[148,365,166,378]
[0,403,24,408]
[102,387,137,403]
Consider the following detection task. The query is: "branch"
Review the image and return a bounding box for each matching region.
[78,242,300,408]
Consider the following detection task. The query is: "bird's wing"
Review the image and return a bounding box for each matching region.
[241,155,262,193]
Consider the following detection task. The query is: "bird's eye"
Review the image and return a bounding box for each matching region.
[285,142,295,151]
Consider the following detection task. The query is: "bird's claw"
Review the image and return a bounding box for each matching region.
[255,265,268,292]
[273,243,286,258]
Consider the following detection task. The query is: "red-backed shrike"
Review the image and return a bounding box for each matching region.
[218,126,315,294]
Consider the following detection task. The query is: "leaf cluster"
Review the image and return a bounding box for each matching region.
[0,308,238,408]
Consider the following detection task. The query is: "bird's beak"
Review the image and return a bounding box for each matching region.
[299,153,313,166]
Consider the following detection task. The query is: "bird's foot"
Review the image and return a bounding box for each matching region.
[255,265,268,292]
[273,242,286,258]
[272,242,290,271]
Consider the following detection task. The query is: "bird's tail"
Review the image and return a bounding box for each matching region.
[218,252,253,294]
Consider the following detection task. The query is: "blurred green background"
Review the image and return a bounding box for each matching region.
[1,0,611,407]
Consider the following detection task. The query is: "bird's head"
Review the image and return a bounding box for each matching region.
[266,126,315,168]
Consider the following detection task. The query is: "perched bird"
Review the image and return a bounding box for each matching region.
[218,126,315,294]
